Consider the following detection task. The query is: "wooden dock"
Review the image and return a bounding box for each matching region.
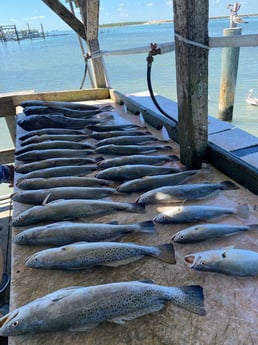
[3,91,257,344]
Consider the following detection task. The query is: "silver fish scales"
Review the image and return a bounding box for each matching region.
[0,281,206,335]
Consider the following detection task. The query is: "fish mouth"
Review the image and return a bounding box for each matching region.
[184,254,199,268]
[0,310,19,328]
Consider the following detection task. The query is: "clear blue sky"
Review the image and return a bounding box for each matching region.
[0,1,257,31]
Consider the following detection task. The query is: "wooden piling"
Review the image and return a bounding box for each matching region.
[218,27,242,121]
[173,0,209,169]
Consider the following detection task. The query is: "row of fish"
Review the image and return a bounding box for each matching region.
[0,99,254,337]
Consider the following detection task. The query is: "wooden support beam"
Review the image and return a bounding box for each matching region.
[173,0,209,169]
[0,148,15,164]
[42,0,86,40]
[78,0,108,88]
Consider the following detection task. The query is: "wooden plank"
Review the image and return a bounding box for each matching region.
[10,88,110,106]
[0,148,15,164]
[5,117,16,146]
[173,0,209,169]
[42,0,86,40]
[0,97,16,118]
[78,0,108,88]
[206,142,258,195]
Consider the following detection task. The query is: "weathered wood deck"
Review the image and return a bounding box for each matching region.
[6,94,258,345]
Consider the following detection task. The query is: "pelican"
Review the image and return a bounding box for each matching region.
[246,89,258,106]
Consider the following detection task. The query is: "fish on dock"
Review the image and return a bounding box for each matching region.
[15,157,97,174]
[96,164,182,181]
[95,144,173,155]
[19,128,90,141]
[24,242,176,270]
[17,114,105,131]
[20,133,90,146]
[16,176,113,190]
[22,105,113,117]
[95,135,162,147]
[16,149,95,162]
[98,154,179,169]
[0,280,205,335]
[153,204,249,224]
[87,123,144,132]
[15,140,94,155]
[19,99,100,110]
[16,165,97,180]
[117,170,198,193]
[12,199,145,227]
[90,129,149,140]
[136,181,239,204]
[14,220,156,245]
[12,186,116,205]
[171,223,258,243]
[184,247,258,276]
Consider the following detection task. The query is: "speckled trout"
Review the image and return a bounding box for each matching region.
[96,164,182,181]
[16,157,97,174]
[24,242,176,270]
[12,199,145,227]
[14,220,156,246]
[95,135,161,147]
[0,281,206,335]
[136,181,239,204]
[20,133,90,146]
[153,204,249,224]
[184,247,258,276]
[12,186,116,205]
[117,170,198,193]
[95,144,172,155]
[17,176,113,190]
[98,154,178,169]
[171,223,258,243]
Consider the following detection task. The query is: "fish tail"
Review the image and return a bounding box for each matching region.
[168,155,180,161]
[248,224,258,230]
[154,243,176,264]
[129,203,145,213]
[137,221,156,234]
[236,204,249,219]
[172,285,206,316]
[221,181,239,190]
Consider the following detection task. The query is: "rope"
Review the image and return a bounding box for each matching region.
[174,32,210,50]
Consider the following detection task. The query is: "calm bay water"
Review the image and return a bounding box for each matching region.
[0,17,258,194]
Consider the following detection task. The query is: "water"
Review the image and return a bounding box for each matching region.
[0,18,258,194]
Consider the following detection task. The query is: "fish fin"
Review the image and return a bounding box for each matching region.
[168,154,180,161]
[236,204,249,219]
[109,302,165,324]
[175,285,206,316]
[95,156,104,163]
[51,287,81,302]
[137,221,156,233]
[221,245,235,258]
[221,180,239,190]
[130,203,145,213]
[42,193,52,206]
[154,243,176,264]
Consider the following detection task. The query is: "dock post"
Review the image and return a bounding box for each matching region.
[173,0,209,169]
[218,27,242,121]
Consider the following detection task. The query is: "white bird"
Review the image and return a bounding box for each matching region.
[246,89,258,106]
[232,14,248,25]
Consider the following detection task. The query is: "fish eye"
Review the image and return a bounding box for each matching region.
[201,261,206,265]
[12,320,19,327]
[180,235,184,239]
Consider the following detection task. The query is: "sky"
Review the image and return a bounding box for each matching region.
[0,1,257,32]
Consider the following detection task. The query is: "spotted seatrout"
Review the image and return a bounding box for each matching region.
[24,242,176,270]
[136,181,239,204]
[12,186,116,205]
[171,223,258,243]
[14,220,156,246]
[12,199,145,227]
[153,204,249,224]
[0,281,206,335]
[184,247,258,276]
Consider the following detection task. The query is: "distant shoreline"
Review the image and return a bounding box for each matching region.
[100,13,258,28]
